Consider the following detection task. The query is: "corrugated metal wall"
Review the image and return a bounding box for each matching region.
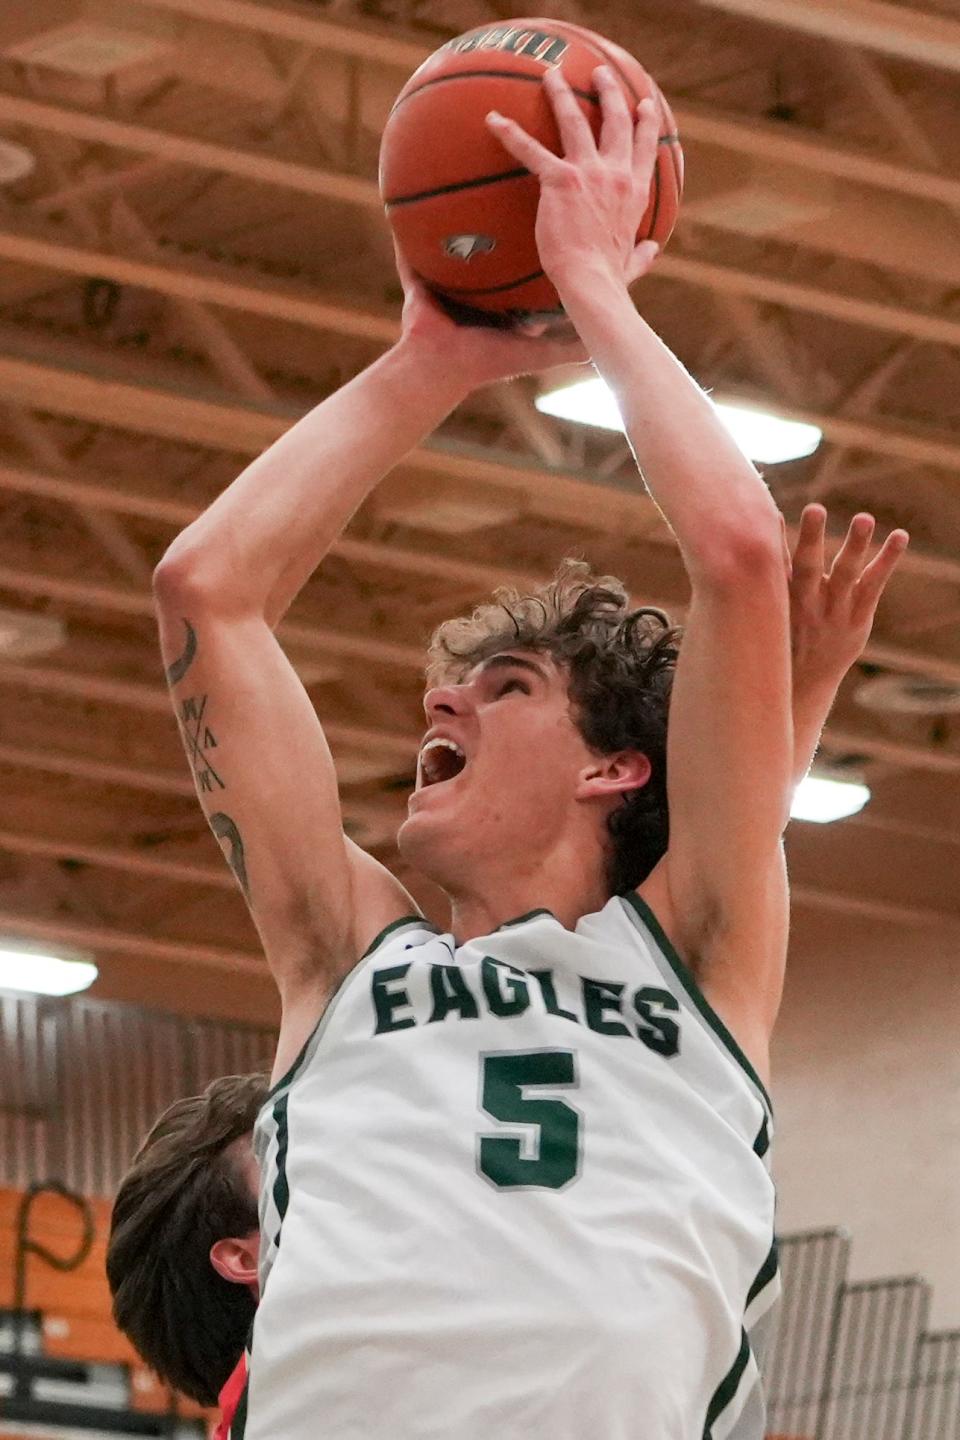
[0,989,275,1196]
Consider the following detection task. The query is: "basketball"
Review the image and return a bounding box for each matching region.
[379,18,683,325]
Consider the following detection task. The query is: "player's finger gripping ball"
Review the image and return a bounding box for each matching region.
[379,18,684,326]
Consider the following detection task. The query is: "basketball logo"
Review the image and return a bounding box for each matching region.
[443,233,497,261]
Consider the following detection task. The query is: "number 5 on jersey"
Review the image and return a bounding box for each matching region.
[478,1049,581,1190]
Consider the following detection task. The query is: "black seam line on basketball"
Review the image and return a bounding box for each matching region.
[385,166,531,208]
[646,153,662,242]
[390,70,601,111]
[430,268,546,297]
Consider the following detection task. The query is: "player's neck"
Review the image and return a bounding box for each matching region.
[447,848,610,943]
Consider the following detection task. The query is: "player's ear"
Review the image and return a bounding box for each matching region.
[211,1229,260,1291]
[575,750,651,802]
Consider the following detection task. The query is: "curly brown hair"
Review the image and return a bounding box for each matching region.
[428,559,682,895]
[106,1073,267,1406]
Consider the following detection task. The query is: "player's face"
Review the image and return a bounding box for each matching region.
[398,650,598,886]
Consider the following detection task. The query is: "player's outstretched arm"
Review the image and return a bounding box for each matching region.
[155,281,586,1074]
[490,68,794,1070]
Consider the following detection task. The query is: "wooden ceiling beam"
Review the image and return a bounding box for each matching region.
[0,662,418,760]
[0,828,231,889]
[1,461,959,685]
[5,68,960,227]
[3,218,960,356]
[0,908,263,975]
[0,740,193,796]
[0,650,956,778]
[696,0,960,75]
[4,336,960,553]
[1,799,957,933]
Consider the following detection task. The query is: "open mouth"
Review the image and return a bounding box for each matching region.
[418,737,467,788]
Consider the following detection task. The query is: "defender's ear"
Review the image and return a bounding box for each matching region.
[210,1230,260,1293]
[575,750,652,802]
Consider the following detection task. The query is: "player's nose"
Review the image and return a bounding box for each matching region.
[422,683,470,722]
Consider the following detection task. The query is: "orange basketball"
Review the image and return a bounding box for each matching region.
[379,18,683,325]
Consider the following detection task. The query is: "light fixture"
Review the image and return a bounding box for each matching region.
[535,377,823,463]
[0,943,98,997]
[0,140,35,186]
[790,774,870,824]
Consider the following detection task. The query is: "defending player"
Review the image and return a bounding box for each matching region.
[106,1074,265,1410]
[150,67,908,1440]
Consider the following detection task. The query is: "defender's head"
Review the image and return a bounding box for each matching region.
[399,560,680,899]
[106,1073,267,1406]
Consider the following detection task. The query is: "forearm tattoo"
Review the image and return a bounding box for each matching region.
[167,619,251,902]
[210,812,250,901]
[165,618,197,686]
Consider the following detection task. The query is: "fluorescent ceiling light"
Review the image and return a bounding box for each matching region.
[790,775,870,823]
[535,377,822,463]
[0,945,98,997]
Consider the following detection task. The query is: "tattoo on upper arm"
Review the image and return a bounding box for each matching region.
[165,619,197,686]
[210,812,250,900]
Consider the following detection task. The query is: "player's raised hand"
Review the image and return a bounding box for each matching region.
[486,64,661,292]
[790,503,910,690]
[392,242,588,385]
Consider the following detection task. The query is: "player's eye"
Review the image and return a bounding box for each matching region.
[497,677,529,697]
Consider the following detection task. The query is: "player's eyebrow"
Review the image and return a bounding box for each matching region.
[478,654,550,683]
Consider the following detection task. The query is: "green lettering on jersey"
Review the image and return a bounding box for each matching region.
[372,964,416,1034]
[634,986,681,1057]
[428,964,480,1023]
[530,969,580,1023]
[478,1050,580,1189]
[582,977,631,1037]
[481,957,531,1017]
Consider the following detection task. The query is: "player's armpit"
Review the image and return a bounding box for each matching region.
[154,581,416,1006]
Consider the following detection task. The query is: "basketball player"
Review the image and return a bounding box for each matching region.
[149,68,908,1439]
[107,501,900,1438]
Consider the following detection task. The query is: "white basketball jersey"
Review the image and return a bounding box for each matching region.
[245,895,779,1440]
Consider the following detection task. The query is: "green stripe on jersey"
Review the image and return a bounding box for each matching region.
[747,1241,779,1308]
[703,1329,751,1438]
[360,913,440,960]
[271,1092,291,1241]
[622,893,774,1117]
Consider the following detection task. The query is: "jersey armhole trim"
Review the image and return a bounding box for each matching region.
[360,912,440,960]
[622,891,774,1117]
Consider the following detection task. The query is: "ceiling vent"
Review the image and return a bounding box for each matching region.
[854,672,960,716]
[0,140,35,185]
[4,23,170,78]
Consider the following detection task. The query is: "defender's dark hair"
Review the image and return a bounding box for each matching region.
[107,1073,267,1406]
[428,559,681,894]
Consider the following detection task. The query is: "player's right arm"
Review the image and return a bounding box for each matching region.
[154,284,586,1073]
